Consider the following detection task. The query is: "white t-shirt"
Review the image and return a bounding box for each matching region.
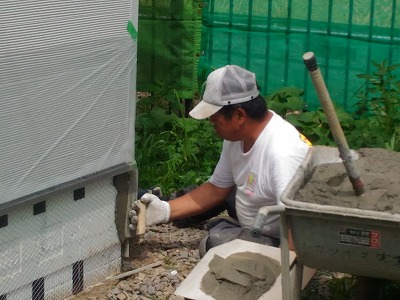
[209,110,310,238]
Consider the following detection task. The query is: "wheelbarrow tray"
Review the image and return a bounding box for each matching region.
[281,146,400,280]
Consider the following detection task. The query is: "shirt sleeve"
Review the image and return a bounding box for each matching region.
[209,141,235,188]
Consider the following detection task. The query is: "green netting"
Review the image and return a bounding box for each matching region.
[137,0,203,99]
[198,0,400,111]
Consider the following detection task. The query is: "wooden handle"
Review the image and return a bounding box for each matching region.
[136,201,147,235]
[303,52,365,196]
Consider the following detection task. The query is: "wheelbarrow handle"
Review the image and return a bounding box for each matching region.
[250,205,286,238]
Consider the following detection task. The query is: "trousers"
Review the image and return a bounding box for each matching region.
[200,218,280,257]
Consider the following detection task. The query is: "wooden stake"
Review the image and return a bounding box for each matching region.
[110,261,162,280]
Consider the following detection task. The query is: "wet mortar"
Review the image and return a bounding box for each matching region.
[295,148,400,213]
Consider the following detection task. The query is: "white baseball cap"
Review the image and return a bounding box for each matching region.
[189,65,259,119]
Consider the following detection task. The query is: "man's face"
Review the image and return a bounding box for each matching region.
[209,110,240,141]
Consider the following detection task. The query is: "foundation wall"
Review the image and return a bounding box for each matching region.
[0,177,121,299]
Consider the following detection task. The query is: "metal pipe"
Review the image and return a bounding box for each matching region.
[280,212,291,300]
[250,205,286,238]
[251,205,290,300]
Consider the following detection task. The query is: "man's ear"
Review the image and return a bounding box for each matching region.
[235,107,247,120]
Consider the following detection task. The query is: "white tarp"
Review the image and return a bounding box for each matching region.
[0,0,137,208]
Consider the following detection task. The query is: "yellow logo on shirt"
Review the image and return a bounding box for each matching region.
[300,133,312,146]
[245,171,257,196]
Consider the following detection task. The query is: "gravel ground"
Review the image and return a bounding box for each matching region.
[66,221,334,300]
[66,222,207,300]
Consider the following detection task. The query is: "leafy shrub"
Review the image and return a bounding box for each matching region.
[268,61,400,152]
[266,86,355,147]
[135,87,222,195]
[350,60,400,151]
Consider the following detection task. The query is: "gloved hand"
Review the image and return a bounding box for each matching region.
[129,193,171,231]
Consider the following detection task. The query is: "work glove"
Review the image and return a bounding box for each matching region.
[129,193,171,231]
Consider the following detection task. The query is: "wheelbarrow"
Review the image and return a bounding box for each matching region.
[251,146,400,300]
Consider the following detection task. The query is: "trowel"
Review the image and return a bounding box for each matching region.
[136,201,147,235]
[122,199,146,259]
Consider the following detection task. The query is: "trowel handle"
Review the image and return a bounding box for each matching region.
[303,52,365,196]
[136,201,147,235]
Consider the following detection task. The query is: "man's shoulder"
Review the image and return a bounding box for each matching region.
[268,111,295,129]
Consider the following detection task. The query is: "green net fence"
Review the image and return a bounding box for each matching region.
[198,0,400,111]
[137,0,202,99]
[137,0,400,111]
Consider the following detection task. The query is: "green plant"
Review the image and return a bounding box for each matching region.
[300,271,356,300]
[382,280,400,299]
[162,256,177,269]
[265,87,354,147]
[327,275,356,299]
[287,107,356,147]
[135,86,222,195]
[266,61,400,152]
[352,60,400,151]
[349,277,400,300]
[266,86,307,116]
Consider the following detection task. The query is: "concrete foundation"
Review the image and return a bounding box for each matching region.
[0,177,121,299]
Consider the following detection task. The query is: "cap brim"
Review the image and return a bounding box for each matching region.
[189,100,222,119]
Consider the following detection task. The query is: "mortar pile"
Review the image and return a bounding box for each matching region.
[295,148,400,213]
[201,251,280,300]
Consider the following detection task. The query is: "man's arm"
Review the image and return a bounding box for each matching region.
[169,182,234,220]
[129,182,234,230]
